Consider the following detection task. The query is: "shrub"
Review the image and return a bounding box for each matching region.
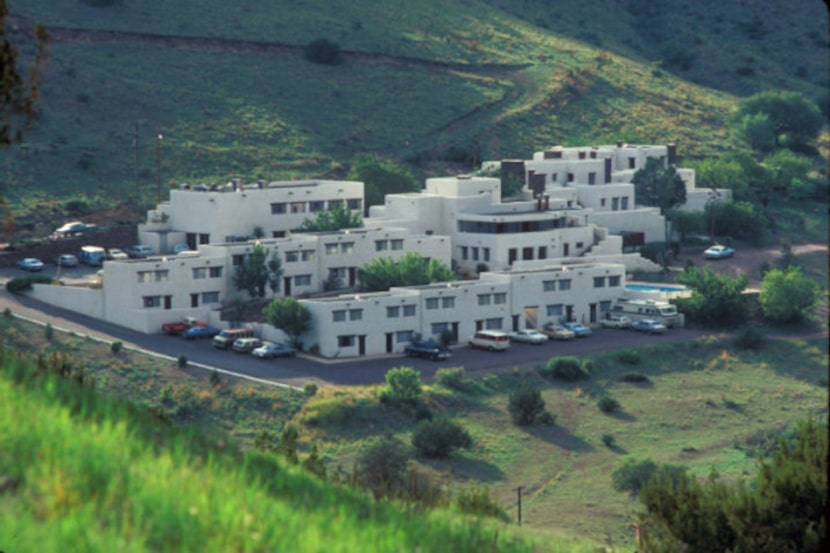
[303,38,343,65]
[413,402,433,422]
[3,307,11,319]
[598,396,621,413]
[435,367,465,390]
[734,327,766,350]
[612,459,687,496]
[110,340,123,354]
[6,274,54,294]
[621,372,650,383]
[378,366,423,405]
[540,356,589,382]
[357,436,409,499]
[537,411,556,426]
[602,434,616,448]
[760,267,819,323]
[411,418,473,459]
[44,323,54,341]
[209,369,222,388]
[177,354,188,368]
[303,382,318,396]
[508,383,547,426]
[618,349,640,365]
[454,484,509,521]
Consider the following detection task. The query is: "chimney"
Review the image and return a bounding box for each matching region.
[616,140,623,148]
[544,195,550,210]
[667,143,677,165]
[537,196,542,211]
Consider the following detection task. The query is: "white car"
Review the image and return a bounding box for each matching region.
[509,329,549,344]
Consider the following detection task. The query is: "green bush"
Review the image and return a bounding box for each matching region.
[177,354,188,368]
[508,383,547,426]
[110,340,123,354]
[598,396,621,413]
[357,436,409,499]
[454,484,509,521]
[378,366,423,405]
[612,459,687,496]
[303,38,343,65]
[539,357,589,382]
[602,434,616,448]
[734,327,766,350]
[618,349,641,365]
[6,274,54,294]
[303,382,318,396]
[435,367,466,390]
[44,323,54,341]
[412,417,473,459]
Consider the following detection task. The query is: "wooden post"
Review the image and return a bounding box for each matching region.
[516,485,523,526]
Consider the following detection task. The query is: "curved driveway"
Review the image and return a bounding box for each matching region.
[0,287,709,388]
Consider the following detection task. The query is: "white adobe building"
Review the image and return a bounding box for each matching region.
[302,261,626,358]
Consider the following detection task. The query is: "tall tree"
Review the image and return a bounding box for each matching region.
[675,265,748,327]
[632,158,687,244]
[263,297,311,347]
[734,91,824,150]
[358,252,453,292]
[760,266,819,323]
[232,244,282,301]
[347,154,419,214]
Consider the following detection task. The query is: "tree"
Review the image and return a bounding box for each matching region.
[666,209,704,242]
[690,156,751,201]
[411,417,473,459]
[358,252,454,292]
[232,245,283,300]
[760,266,819,323]
[734,91,824,150]
[703,200,767,244]
[296,201,362,232]
[736,112,776,152]
[638,419,827,553]
[263,297,311,347]
[762,149,811,194]
[378,366,422,405]
[508,383,546,426]
[348,154,419,214]
[632,158,687,244]
[675,265,749,327]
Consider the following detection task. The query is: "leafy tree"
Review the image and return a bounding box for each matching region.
[232,244,282,300]
[736,112,776,152]
[703,200,767,243]
[760,266,819,323]
[411,417,473,459]
[675,265,748,327]
[348,154,419,214]
[639,419,827,553]
[358,252,453,292]
[378,366,422,405]
[263,297,312,346]
[633,158,687,214]
[296,201,362,232]
[508,383,547,426]
[690,157,752,201]
[357,435,410,499]
[733,91,824,149]
[666,209,704,242]
[762,149,811,194]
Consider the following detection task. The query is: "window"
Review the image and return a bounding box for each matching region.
[332,310,346,322]
[441,297,455,308]
[628,157,636,169]
[609,275,621,287]
[301,250,315,262]
[402,305,416,317]
[309,200,325,212]
[559,279,571,291]
[349,309,363,321]
[272,231,285,238]
[552,173,558,182]
[232,254,245,266]
[483,248,490,262]
[568,173,574,182]
[271,202,286,214]
[612,197,619,211]
[202,291,220,304]
[192,267,207,279]
[494,292,507,305]
[199,234,210,245]
[137,271,152,283]
[543,280,556,292]
[460,246,468,261]
[471,247,479,261]
[386,306,400,318]
[588,172,596,185]
[191,294,199,308]
[294,274,311,286]
[426,298,439,310]
[508,248,517,264]
[338,335,354,347]
[209,266,223,278]
[286,251,299,263]
[576,242,584,249]
[431,322,449,335]
[538,246,547,259]
[340,242,354,254]
[328,199,344,211]
[478,294,491,306]
[593,276,606,288]
[523,247,533,260]
[546,304,563,317]
[347,198,362,210]
[325,243,339,255]
[600,301,612,314]
[152,270,169,282]
[375,240,388,251]
[391,239,403,250]
[621,197,628,210]
[485,318,503,330]
[396,330,414,343]
[290,202,305,214]
[142,295,161,309]
[601,198,606,207]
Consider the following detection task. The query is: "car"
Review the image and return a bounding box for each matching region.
[541,323,576,340]
[600,315,631,329]
[181,325,221,340]
[703,244,735,260]
[171,243,192,254]
[53,221,95,238]
[509,329,549,344]
[232,337,263,353]
[404,340,452,360]
[107,248,129,260]
[126,244,154,258]
[53,254,79,268]
[16,258,44,272]
[630,319,668,334]
[562,321,592,337]
[252,341,297,359]
[162,317,206,336]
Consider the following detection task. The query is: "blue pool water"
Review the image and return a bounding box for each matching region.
[626,283,689,293]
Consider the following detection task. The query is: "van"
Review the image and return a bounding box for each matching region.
[126,245,154,259]
[213,327,255,350]
[232,337,263,353]
[469,330,511,351]
[78,246,107,267]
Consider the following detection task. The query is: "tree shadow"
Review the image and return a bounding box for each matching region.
[609,410,637,422]
[438,455,506,483]
[608,444,629,455]
[525,424,595,453]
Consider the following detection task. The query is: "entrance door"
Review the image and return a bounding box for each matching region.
[348,268,356,287]
[283,276,292,297]
[524,306,538,329]
[512,314,520,332]
[589,303,597,323]
[563,243,570,256]
[565,305,574,322]
[386,333,393,353]
[451,322,459,343]
[358,335,366,356]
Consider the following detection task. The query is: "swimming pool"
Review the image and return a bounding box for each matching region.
[625,283,689,293]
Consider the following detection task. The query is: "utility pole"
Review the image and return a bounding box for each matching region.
[516,485,524,526]
[155,133,163,204]
[133,122,139,203]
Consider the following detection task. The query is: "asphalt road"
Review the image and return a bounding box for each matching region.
[0,271,709,388]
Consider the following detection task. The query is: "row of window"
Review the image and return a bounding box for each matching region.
[270,199,362,215]
[593,275,622,288]
[192,266,223,279]
[457,218,567,235]
[600,196,629,211]
[142,291,220,309]
[332,309,363,322]
[386,305,417,318]
[324,242,354,255]
[375,239,404,252]
[459,246,490,262]
[137,270,169,283]
[425,296,455,310]
[542,279,572,292]
[286,250,315,263]
[477,292,507,306]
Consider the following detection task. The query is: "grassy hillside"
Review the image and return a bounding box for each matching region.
[3,0,827,223]
[0,351,599,553]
